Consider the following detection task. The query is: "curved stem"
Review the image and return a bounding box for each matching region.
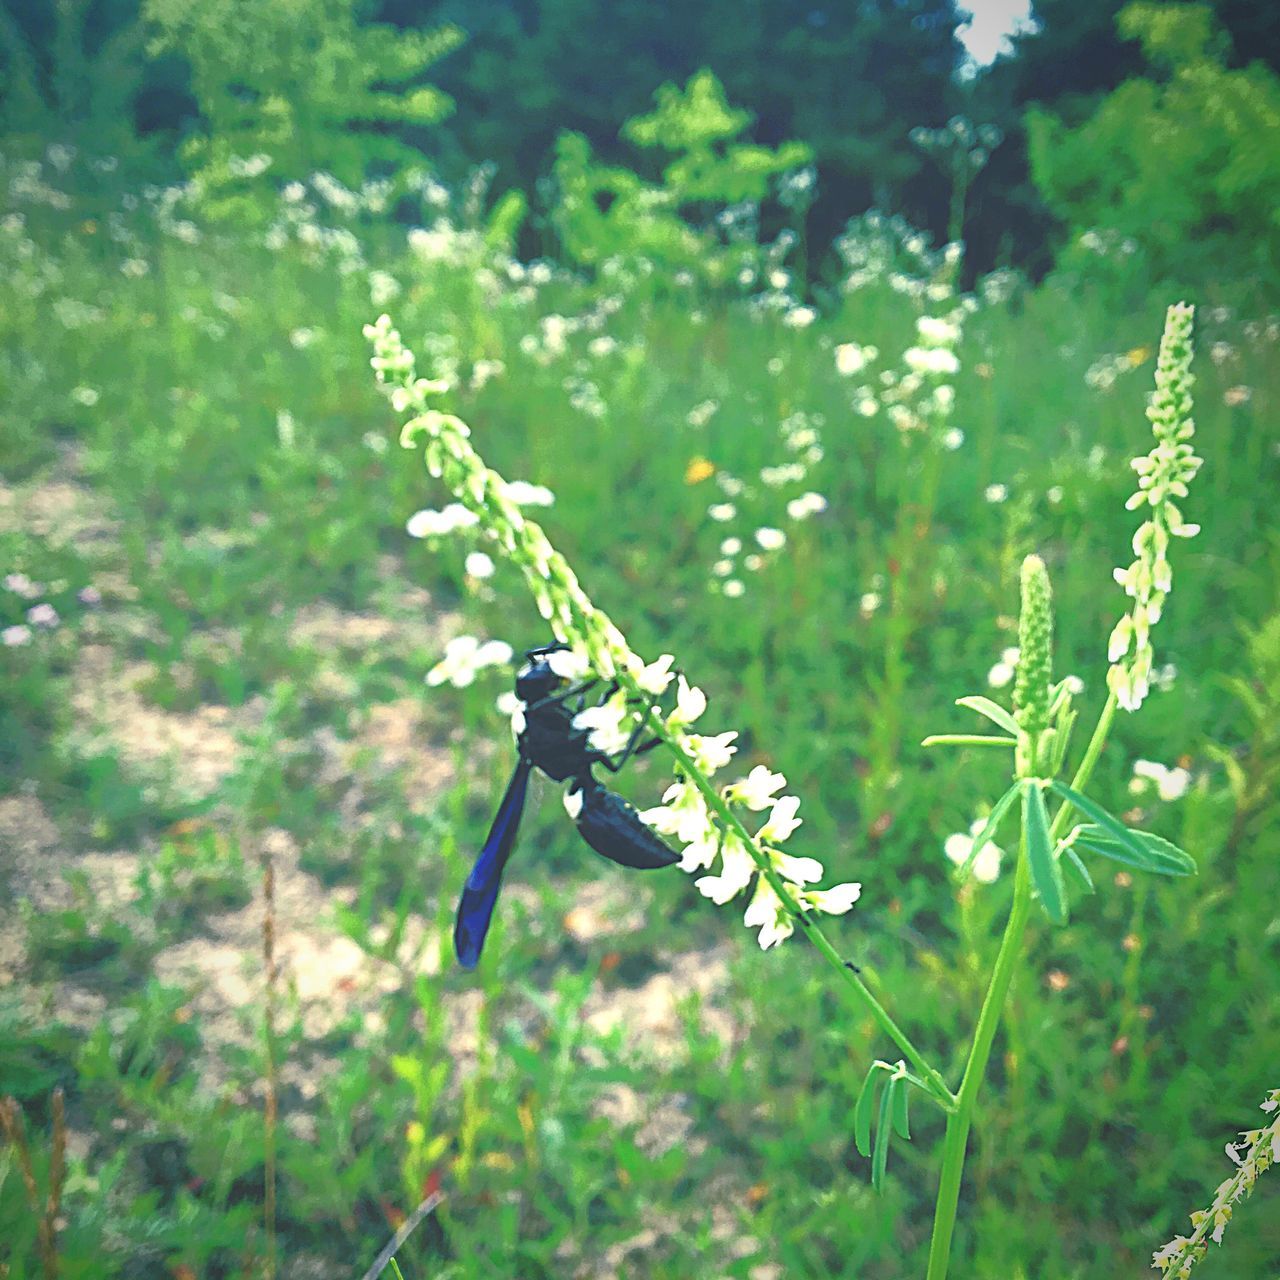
[657,724,955,1110]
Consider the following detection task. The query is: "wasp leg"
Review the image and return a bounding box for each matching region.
[596,689,665,774]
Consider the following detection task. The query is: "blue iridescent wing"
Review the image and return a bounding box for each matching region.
[454,758,532,969]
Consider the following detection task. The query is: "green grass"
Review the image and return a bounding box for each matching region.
[1,154,1278,1279]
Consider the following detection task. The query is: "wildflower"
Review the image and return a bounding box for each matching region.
[1013,555,1054,737]
[1108,303,1201,712]
[630,652,676,695]
[503,480,556,507]
[755,527,786,551]
[725,765,787,811]
[904,346,960,376]
[289,327,316,349]
[407,504,479,538]
[426,635,513,688]
[1130,759,1191,802]
[720,537,742,556]
[708,503,736,522]
[71,385,99,407]
[784,306,817,329]
[465,551,495,579]
[667,676,707,727]
[984,483,1008,503]
[787,492,828,520]
[574,690,633,756]
[27,603,59,628]
[942,427,964,450]
[684,731,739,775]
[860,591,882,616]
[2,624,32,647]
[4,574,40,599]
[835,343,877,376]
[723,579,745,598]
[78,586,102,606]
[944,819,1004,884]
[916,314,960,346]
[743,554,763,572]
[686,457,715,484]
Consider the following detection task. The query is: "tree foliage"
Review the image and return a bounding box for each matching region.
[1026,2,1280,284]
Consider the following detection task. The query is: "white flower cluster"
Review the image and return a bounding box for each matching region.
[1108,303,1201,712]
[943,818,1003,885]
[703,411,829,599]
[1152,1090,1279,1278]
[1129,758,1191,803]
[369,313,859,952]
[426,636,514,688]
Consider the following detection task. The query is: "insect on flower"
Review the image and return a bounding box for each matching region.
[454,643,679,968]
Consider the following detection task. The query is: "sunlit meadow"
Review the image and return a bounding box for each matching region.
[3,16,1280,1277]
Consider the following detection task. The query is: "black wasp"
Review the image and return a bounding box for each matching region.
[454,643,680,968]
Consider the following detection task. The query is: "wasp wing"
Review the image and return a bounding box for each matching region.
[454,758,533,969]
[574,783,680,870]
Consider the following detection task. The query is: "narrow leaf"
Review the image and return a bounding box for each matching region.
[1024,781,1066,925]
[921,734,1018,749]
[955,782,1021,883]
[956,696,1022,737]
[1073,826,1196,877]
[1061,844,1095,894]
[872,1076,895,1191]
[1049,782,1166,868]
[854,1067,880,1158]
[892,1073,911,1140]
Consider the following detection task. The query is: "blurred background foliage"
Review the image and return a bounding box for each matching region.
[1,1,1279,1278]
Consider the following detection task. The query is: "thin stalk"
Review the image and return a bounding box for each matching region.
[657,722,954,1110]
[925,689,1120,1280]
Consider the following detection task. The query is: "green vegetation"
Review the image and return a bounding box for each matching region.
[1,2,1278,1277]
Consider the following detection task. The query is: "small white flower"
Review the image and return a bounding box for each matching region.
[984,483,1009,504]
[723,579,745,598]
[726,765,788,811]
[755,527,786,552]
[573,691,632,756]
[772,851,823,883]
[71,385,99,407]
[696,830,757,903]
[987,661,1015,689]
[743,877,795,949]
[708,503,737,522]
[783,306,816,329]
[667,676,707,727]
[942,427,965,451]
[835,343,876,376]
[631,652,676,695]
[860,591,881,616]
[685,731,739,775]
[26,603,59,628]
[916,314,960,346]
[503,480,556,507]
[1131,759,1191,802]
[426,635,513,688]
[2,624,32,647]
[544,647,592,681]
[758,795,802,844]
[944,819,1003,884]
[804,882,862,915]
[904,346,960,376]
[643,779,711,845]
[720,537,742,556]
[465,551,495,578]
[406,504,479,538]
[711,558,734,577]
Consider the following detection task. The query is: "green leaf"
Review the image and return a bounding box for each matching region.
[956,696,1022,737]
[1024,780,1066,925]
[1072,825,1197,877]
[1049,781,1177,870]
[954,782,1021,883]
[1060,844,1096,893]
[921,734,1018,748]
[872,1075,895,1191]
[853,1066,880,1158]
[891,1073,911,1140]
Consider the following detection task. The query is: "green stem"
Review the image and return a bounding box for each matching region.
[657,723,955,1110]
[924,689,1119,1279]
